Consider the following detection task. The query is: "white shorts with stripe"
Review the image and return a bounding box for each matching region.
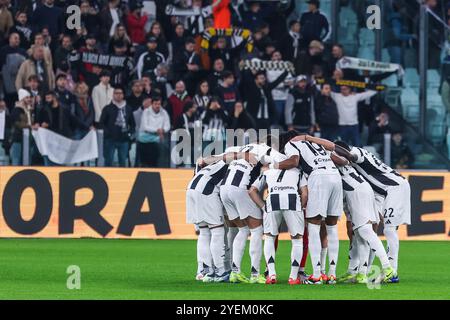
[186,189,224,226]
[219,185,262,220]
[305,171,343,219]
[344,182,379,229]
[264,210,304,237]
[381,180,411,226]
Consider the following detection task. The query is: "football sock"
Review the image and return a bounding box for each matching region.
[264,234,276,276]
[210,227,226,275]
[307,223,322,278]
[326,224,339,276]
[348,235,359,274]
[290,239,303,279]
[384,225,399,274]
[320,247,328,274]
[198,227,212,274]
[357,224,391,270]
[226,227,238,272]
[232,226,249,273]
[249,225,263,276]
[355,231,369,275]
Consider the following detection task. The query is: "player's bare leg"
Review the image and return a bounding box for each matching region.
[320,221,329,281]
[306,216,323,284]
[230,217,250,283]
[247,216,265,284]
[367,223,379,271]
[325,216,339,284]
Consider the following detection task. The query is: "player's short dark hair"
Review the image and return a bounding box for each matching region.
[279,130,300,149]
[334,140,351,151]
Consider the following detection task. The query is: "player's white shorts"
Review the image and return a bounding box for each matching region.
[219,185,262,220]
[344,183,379,229]
[305,171,343,219]
[264,210,304,237]
[186,189,224,226]
[382,180,411,226]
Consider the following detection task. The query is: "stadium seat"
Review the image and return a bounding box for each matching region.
[357,46,375,61]
[382,74,398,87]
[401,86,420,123]
[447,129,450,158]
[404,68,420,88]
[359,29,375,46]
[382,48,391,62]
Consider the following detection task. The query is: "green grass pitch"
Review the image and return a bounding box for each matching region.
[0,239,448,299]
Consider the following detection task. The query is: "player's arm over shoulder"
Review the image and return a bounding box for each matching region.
[272,142,300,170]
[248,175,266,209]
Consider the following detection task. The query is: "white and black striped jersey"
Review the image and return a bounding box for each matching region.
[349,147,406,196]
[284,140,338,179]
[221,144,273,190]
[187,160,229,195]
[252,165,304,212]
[338,165,371,193]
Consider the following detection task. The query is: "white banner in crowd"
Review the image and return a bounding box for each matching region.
[337,56,404,75]
[32,128,98,165]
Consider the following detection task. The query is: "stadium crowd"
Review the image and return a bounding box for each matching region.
[0,0,437,168]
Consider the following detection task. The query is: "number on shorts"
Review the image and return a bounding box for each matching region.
[384,208,394,218]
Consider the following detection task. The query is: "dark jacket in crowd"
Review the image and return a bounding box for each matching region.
[31,4,64,39]
[230,109,256,131]
[215,84,240,115]
[38,103,75,138]
[299,10,330,45]
[99,102,135,142]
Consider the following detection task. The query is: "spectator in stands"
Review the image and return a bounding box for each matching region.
[73,81,95,140]
[91,70,114,124]
[241,69,288,130]
[136,36,165,79]
[24,75,42,106]
[230,101,256,131]
[38,91,74,140]
[279,20,305,62]
[193,80,211,116]
[10,11,32,50]
[175,100,198,135]
[295,40,326,76]
[100,86,135,167]
[299,0,331,46]
[209,36,244,72]
[141,73,160,100]
[242,1,266,32]
[172,37,201,95]
[201,96,230,148]
[27,33,53,67]
[138,96,170,167]
[215,71,240,115]
[0,99,11,154]
[171,23,187,57]
[391,132,414,169]
[133,95,151,167]
[368,112,392,146]
[31,0,64,43]
[267,50,294,126]
[0,0,13,44]
[207,58,225,90]
[285,75,316,134]
[10,89,36,165]
[54,35,73,71]
[16,45,55,93]
[80,0,99,37]
[0,32,27,109]
[330,85,377,147]
[167,80,192,126]
[127,80,146,112]
[55,74,78,114]
[126,2,148,46]
[149,22,169,59]
[315,83,339,141]
[99,0,123,51]
[148,63,170,101]
[109,40,135,88]
[108,24,132,55]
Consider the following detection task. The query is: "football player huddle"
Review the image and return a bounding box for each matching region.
[186,131,411,285]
